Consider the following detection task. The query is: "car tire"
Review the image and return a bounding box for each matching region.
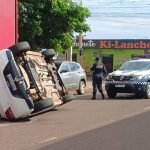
[106,88,117,98]
[42,49,56,58]
[8,41,30,56]
[62,94,75,103]
[77,80,86,95]
[144,82,150,99]
[32,99,54,113]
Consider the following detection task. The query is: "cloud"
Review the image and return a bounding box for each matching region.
[73,0,150,39]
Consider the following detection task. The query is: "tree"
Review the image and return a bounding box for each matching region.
[18,0,91,50]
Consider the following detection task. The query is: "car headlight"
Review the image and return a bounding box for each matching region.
[106,74,112,80]
[130,75,143,80]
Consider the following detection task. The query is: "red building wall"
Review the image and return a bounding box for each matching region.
[0,0,17,50]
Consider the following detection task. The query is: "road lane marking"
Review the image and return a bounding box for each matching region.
[144,107,150,110]
[121,111,145,118]
[39,137,57,144]
[0,124,11,127]
[122,114,130,117]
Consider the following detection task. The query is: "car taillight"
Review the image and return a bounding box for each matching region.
[5,107,15,120]
[81,69,85,73]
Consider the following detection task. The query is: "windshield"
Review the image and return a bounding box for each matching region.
[119,61,150,71]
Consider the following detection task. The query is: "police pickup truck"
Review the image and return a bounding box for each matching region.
[105,59,150,99]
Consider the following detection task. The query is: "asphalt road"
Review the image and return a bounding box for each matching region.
[0,82,150,150]
[36,110,150,150]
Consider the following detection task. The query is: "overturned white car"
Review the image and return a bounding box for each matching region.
[0,41,74,120]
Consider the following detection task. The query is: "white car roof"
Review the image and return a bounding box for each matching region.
[129,59,150,62]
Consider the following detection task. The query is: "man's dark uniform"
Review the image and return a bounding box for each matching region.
[90,57,107,99]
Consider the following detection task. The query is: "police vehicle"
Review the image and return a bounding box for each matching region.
[105,59,150,98]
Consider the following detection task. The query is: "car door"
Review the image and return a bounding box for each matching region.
[68,62,80,88]
[59,62,72,88]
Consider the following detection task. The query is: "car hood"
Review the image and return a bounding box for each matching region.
[110,70,150,76]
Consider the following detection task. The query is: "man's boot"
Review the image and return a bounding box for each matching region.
[91,94,96,100]
[98,86,105,100]
[101,93,105,99]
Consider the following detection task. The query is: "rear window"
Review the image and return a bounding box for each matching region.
[69,62,79,71]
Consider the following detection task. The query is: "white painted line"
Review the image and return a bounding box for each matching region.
[122,111,143,118]
[0,124,11,127]
[144,107,150,110]
[122,114,130,117]
[134,111,142,115]
[108,119,116,123]
[39,137,57,144]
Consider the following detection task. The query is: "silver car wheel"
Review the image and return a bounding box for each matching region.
[77,80,86,95]
[80,81,86,93]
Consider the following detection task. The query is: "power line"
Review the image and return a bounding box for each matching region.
[89,18,150,26]
[73,0,150,7]
[87,6,150,8]
[90,11,150,15]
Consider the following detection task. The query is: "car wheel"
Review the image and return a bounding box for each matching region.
[106,88,117,98]
[42,49,56,58]
[32,99,54,113]
[77,80,86,95]
[62,94,75,103]
[8,41,30,56]
[144,82,150,99]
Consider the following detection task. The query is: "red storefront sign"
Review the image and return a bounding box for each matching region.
[99,40,150,49]
[0,0,17,50]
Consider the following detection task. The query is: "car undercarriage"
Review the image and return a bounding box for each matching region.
[0,41,74,120]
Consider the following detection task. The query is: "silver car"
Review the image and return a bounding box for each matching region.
[55,61,87,95]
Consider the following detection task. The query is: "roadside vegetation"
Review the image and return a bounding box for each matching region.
[18,0,91,50]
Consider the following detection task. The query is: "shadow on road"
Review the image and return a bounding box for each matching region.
[74,93,147,101]
[0,108,58,123]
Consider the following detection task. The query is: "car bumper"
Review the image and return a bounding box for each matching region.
[0,49,34,120]
[105,80,147,94]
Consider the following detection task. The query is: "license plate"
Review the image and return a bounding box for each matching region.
[6,74,17,91]
[115,84,125,88]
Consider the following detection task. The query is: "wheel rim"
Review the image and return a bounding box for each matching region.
[80,81,85,94]
[147,83,150,96]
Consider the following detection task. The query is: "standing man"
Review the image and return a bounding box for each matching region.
[90,57,107,100]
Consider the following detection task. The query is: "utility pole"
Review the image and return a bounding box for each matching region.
[79,0,83,66]
[67,46,72,61]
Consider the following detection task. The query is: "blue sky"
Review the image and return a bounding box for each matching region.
[73,0,150,39]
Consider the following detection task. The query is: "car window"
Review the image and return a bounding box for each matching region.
[69,62,80,71]
[76,63,80,69]
[60,63,70,72]
[119,61,150,71]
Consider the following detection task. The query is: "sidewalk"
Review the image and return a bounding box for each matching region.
[86,80,92,90]
[86,80,105,90]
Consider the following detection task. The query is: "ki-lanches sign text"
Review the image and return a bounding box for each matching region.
[99,40,150,49]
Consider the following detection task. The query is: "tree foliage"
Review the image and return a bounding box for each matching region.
[18,0,91,50]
